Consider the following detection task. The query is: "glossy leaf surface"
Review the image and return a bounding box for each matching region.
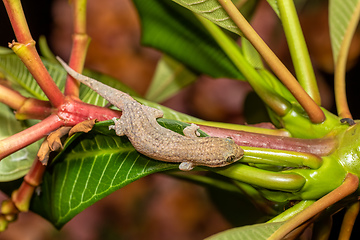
[206,221,284,240]
[133,0,244,80]
[329,0,360,62]
[30,119,195,228]
[0,104,40,181]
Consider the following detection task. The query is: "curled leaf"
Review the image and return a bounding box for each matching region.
[38,127,71,165]
[68,119,96,137]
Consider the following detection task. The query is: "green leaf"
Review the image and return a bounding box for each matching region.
[133,0,244,80]
[206,221,284,240]
[0,46,12,55]
[145,55,197,103]
[0,53,67,100]
[241,38,264,69]
[30,119,201,228]
[329,0,360,63]
[172,0,242,35]
[0,104,40,181]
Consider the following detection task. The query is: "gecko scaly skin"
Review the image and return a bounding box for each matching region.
[57,57,244,171]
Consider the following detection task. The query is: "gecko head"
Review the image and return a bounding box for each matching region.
[222,137,244,164]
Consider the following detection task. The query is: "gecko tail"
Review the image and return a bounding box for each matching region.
[56,56,104,89]
[56,56,129,109]
[56,56,90,82]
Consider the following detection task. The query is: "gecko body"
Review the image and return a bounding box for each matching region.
[57,57,244,171]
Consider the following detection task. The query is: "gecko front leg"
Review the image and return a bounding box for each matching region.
[109,117,126,136]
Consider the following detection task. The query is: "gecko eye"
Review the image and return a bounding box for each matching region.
[226,155,236,163]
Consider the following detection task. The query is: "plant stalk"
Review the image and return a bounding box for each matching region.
[277,0,320,105]
[213,164,306,192]
[3,0,65,107]
[268,173,359,240]
[217,0,325,123]
[64,0,91,97]
[0,114,63,160]
[0,83,26,110]
[241,147,322,169]
[199,125,337,156]
[338,201,360,240]
[12,157,46,212]
[15,98,53,120]
[197,15,291,117]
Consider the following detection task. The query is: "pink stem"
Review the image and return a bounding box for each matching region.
[0,114,63,160]
[0,83,26,110]
[57,97,122,124]
[199,125,336,156]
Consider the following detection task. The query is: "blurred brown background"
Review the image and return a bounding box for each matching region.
[1,0,360,239]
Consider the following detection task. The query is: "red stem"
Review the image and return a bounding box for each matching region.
[3,0,65,107]
[199,125,337,156]
[2,0,32,43]
[65,0,90,97]
[65,35,90,96]
[0,83,26,110]
[0,114,63,160]
[57,96,122,124]
[12,157,47,212]
[10,41,65,107]
[15,98,53,120]
[24,157,46,187]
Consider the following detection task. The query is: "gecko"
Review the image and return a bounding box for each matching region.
[57,57,244,171]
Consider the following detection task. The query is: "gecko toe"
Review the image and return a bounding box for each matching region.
[179,162,194,171]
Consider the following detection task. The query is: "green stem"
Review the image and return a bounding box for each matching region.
[216,0,325,123]
[197,15,291,116]
[277,0,320,105]
[211,164,306,192]
[241,147,323,169]
[268,173,359,240]
[268,200,315,222]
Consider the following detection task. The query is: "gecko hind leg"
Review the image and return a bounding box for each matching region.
[109,117,126,136]
[183,123,201,138]
[179,161,194,171]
